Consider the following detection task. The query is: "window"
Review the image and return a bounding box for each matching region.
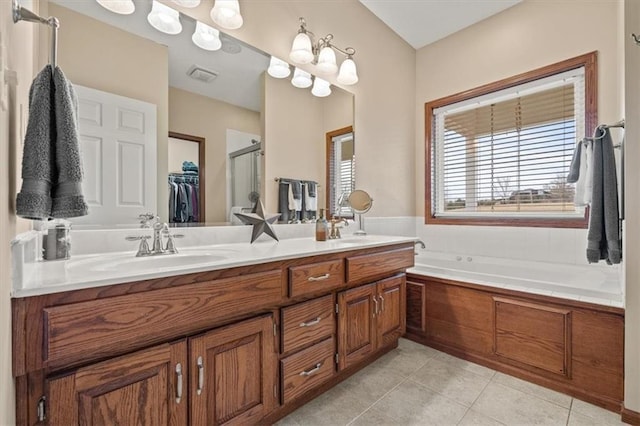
[326,126,355,218]
[425,52,597,228]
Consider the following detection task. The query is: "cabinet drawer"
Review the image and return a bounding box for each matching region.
[43,270,284,370]
[281,337,335,404]
[282,295,335,354]
[289,259,344,298]
[346,247,414,283]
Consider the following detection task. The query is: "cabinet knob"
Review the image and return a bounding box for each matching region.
[299,317,322,327]
[299,362,323,377]
[196,356,204,396]
[175,363,183,404]
[308,273,330,282]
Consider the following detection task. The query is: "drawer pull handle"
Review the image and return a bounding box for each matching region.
[299,362,323,377]
[308,273,330,282]
[299,317,322,327]
[373,296,379,316]
[175,363,183,404]
[379,294,385,312]
[197,356,204,396]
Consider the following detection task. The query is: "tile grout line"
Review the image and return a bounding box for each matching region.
[345,376,410,426]
[490,372,574,411]
[566,398,574,426]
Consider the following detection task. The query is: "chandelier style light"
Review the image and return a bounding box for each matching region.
[288,17,358,86]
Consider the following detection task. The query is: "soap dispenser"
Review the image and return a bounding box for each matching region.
[315,209,328,241]
[42,220,71,260]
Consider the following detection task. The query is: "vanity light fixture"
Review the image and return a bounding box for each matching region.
[289,17,358,85]
[147,0,182,35]
[311,77,331,97]
[95,0,135,15]
[192,21,222,51]
[267,56,291,79]
[210,0,243,30]
[291,68,312,89]
[171,0,201,7]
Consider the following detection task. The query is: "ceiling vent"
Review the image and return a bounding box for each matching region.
[186,65,218,83]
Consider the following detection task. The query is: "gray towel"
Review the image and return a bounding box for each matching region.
[291,180,302,200]
[586,128,621,264]
[567,140,582,183]
[307,182,317,197]
[16,65,88,219]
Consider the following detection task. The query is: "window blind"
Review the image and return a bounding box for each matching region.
[432,68,586,218]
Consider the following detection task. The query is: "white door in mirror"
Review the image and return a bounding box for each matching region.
[72,85,157,225]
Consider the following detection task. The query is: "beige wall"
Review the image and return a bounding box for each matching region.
[169,87,260,222]
[168,137,199,173]
[163,0,416,217]
[49,3,170,221]
[0,0,38,421]
[263,76,353,213]
[624,0,640,413]
[415,0,622,217]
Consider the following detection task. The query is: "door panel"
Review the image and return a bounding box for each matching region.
[338,284,376,370]
[190,314,276,426]
[377,275,406,348]
[47,341,187,426]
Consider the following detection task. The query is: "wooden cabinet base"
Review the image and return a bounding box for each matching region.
[622,407,640,426]
[406,274,624,414]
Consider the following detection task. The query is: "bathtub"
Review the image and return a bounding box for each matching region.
[408,250,623,308]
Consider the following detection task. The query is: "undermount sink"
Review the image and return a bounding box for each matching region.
[68,251,229,273]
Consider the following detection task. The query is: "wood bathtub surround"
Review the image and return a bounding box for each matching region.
[406,274,624,415]
[12,242,414,425]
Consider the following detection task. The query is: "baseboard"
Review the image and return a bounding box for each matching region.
[622,407,640,425]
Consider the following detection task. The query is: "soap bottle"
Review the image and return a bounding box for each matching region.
[316,209,328,241]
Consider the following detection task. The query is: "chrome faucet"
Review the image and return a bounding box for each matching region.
[415,240,426,249]
[329,217,349,239]
[127,218,184,257]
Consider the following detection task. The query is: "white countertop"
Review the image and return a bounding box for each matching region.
[13,235,416,298]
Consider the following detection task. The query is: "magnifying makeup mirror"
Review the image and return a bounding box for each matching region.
[348,189,373,236]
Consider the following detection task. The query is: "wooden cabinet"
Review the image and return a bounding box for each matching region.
[190,314,276,426]
[12,242,414,425]
[47,340,187,425]
[405,274,624,412]
[337,274,406,370]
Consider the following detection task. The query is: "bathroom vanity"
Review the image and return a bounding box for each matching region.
[11,237,414,425]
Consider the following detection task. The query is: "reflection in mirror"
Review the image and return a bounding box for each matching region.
[44,0,353,228]
[326,126,355,219]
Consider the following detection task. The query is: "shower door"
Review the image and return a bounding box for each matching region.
[230,143,261,209]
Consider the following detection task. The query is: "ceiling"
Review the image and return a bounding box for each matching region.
[358,0,522,49]
[50,0,269,112]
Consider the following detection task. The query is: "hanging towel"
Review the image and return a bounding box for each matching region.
[308,181,317,197]
[278,182,291,223]
[568,139,591,206]
[291,180,302,212]
[586,128,621,265]
[305,182,318,212]
[16,65,88,219]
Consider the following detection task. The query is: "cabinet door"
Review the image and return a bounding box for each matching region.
[337,283,377,370]
[377,275,406,348]
[47,340,187,425]
[190,314,277,426]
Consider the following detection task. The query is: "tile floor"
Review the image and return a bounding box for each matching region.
[276,338,625,426]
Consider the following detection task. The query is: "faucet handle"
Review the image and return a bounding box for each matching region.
[126,235,151,257]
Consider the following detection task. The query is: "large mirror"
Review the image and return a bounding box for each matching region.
[44,0,354,227]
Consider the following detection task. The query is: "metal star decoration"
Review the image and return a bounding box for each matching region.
[234,199,281,243]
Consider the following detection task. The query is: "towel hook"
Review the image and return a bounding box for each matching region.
[632,33,640,46]
[12,0,59,69]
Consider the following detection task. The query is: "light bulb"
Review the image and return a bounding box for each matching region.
[96,0,135,15]
[316,46,338,75]
[267,56,291,79]
[192,21,222,51]
[147,0,182,35]
[337,57,359,85]
[311,77,331,97]
[210,0,243,30]
[289,32,314,64]
[291,68,312,88]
